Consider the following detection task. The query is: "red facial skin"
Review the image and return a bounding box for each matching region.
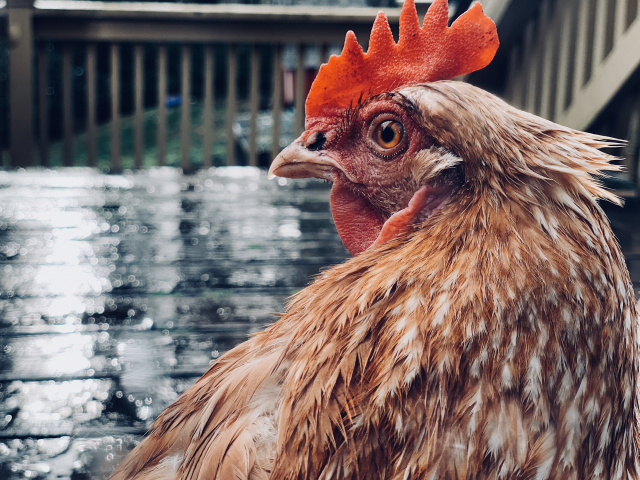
[301,95,455,255]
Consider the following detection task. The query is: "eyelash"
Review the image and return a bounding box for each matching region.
[337,101,365,137]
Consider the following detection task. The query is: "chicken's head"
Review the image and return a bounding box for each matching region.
[269,0,500,255]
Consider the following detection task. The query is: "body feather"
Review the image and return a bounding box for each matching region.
[109,81,639,480]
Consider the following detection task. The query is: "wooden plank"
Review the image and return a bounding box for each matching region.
[86,43,98,167]
[38,42,49,166]
[110,43,121,171]
[248,43,259,167]
[295,44,305,135]
[157,44,167,166]
[32,2,401,20]
[271,44,282,160]
[134,44,144,169]
[62,44,73,166]
[181,44,191,171]
[225,43,237,166]
[556,11,640,131]
[202,45,214,168]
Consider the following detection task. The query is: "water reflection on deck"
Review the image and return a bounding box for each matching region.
[0,167,347,479]
[0,168,639,479]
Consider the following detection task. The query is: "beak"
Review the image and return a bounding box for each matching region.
[268,140,353,182]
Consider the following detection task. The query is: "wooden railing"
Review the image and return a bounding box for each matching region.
[0,0,404,170]
[480,0,640,184]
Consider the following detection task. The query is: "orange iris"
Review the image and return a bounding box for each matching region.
[374,120,404,150]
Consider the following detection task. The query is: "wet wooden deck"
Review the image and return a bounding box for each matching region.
[0,167,638,479]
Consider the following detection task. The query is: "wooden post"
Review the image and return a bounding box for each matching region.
[7,0,34,167]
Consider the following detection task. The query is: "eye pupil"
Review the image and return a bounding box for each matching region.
[380,123,396,144]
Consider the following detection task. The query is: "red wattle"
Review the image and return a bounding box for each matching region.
[330,180,386,256]
[372,186,429,248]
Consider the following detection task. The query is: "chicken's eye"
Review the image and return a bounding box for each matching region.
[368,117,406,157]
[376,121,403,148]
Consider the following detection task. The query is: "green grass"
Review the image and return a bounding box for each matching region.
[45,103,234,170]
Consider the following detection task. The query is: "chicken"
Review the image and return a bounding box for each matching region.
[109,0,640,478]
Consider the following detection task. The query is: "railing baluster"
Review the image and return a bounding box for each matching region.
[62,44,73,166]
[134,44,144,169]
[295,44,305,135]
[202,45,214,168]
[573,0,591,96]
[7,4,33,167]
[615,0,628,39]
[320,44,329,64]
[593,0,609,68]
[627,0,638,29]
[249,43,260,167]
[38,43,49,166]
[110,44,121,171]
[271,44,283,161]
[86,44,97,167]
[517,21,535,110]
[525,11,542,114]
[504,44,519,103]
[625,92,640,182]
[226,44,237,166]
[539,0,557,119]
[181,44,192,171]
[553,0,573,119]
[157,45,167,167]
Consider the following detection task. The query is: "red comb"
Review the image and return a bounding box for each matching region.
[305,0,499,119]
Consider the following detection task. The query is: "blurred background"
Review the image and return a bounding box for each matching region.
[1,0,640,478]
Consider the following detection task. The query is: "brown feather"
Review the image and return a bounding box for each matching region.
[109,81,639,480]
